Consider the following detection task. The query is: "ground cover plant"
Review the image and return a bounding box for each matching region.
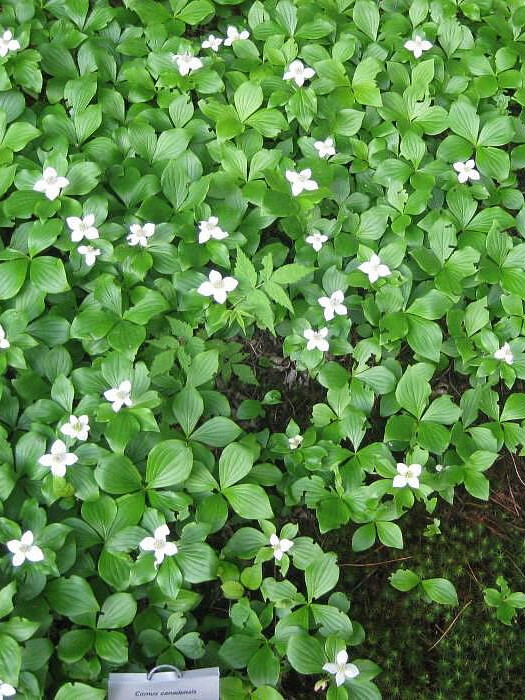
[2,0,525,697]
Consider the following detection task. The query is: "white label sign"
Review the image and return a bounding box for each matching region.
[108,668,219,700]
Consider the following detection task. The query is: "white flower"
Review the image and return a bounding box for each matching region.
[0,680,15,699]
[66,214,99,242]
[453,159,480,184]
[140,524,178,567]
[283,59,316,87]
[198,217,228,244]
[494,342,514,365]
[303,327,329,352]
[269,533,294,561]
[127,222,155,247]
[323,649,360,687]
[202,34,222,52]
[198,270,238,303]
[38,439,78,477]
[223,26,250,46]
[306,231,328,252]
[104,380,133,412]
[285,168,318,197]
[393,462,422,489]
[171,53,203,75]
[435,464,444,472]
[314,137,336,159]
[0,30,20,58]
[60,415,90,442]
[78,244,101,267]
[288,435,303,450]
[0,324,9,350]
[358,254,391,283]
[318,290,347,321]
[404,35,433,59]
[33,167,69,201]
[6,531,44,567]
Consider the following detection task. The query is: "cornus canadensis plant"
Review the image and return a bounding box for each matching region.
[1,0,524,697]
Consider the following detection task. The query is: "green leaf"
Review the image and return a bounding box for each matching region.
[186,350,219,387]
[177,0,214,24]
[421,578,459,606]
[157,556,183,599]
[234,248,257,287]
[173,385,204,435]
[476,146,510,181]
[30,257,69,294]
[449,99,479,144]
[352,523,376,552]
[501,394,525,422]
[223,484,273,519]
[94,455,142,495]
[0,259,28,300]
[219,442,255,489]
[97,593,137,629]
[478,117,514,147]
[305,553,339,601]
[3,122,40,151]
[191,417,241,447]
[95,630,128,664]
[286,636,324,674]
[0,582,16,619]
[353,0,380,40]
[234,82,264,122]
[271,264,313,285]
[334,109,365,137]
[389,568,421,592]
[146,440,193,489]
[395,364,433,419]
[46,576,100,627]
[55,684,106,700]
[376,521,403,549]
[0,633,21,685]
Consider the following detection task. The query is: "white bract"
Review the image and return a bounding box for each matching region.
[494,342,514,365]
[66,214,99,242]
[358,254,391,283]
[404,35,433,58]
[201,34,222,51]
[78,245,101,267]
[306,231,328,252]
[0,30,20,57]
[0,324,9,350]
[60,415,90,442]
[304,327,329,352]
[198,217,228,244]
[288,435,303,450]
[318,290,347,321]
[283,59,316,87]
[171,53,203,75]
[127,223,155,247]
[285,168,318,196]
[224,26,249,45]
[323,649,360,687]
[393,462,422,489]
[104,380,133,412]
[314,137,336,159]
[6,531,44,567]
[140,524,178,567]
[270,533,294,561]
[0,680,16,699]
[198,270,238,303]
[453,159,480,183]
[38,439,78,477]
[33,167,69,200]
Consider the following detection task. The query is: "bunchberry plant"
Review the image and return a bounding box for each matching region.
[0,0,524,698]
